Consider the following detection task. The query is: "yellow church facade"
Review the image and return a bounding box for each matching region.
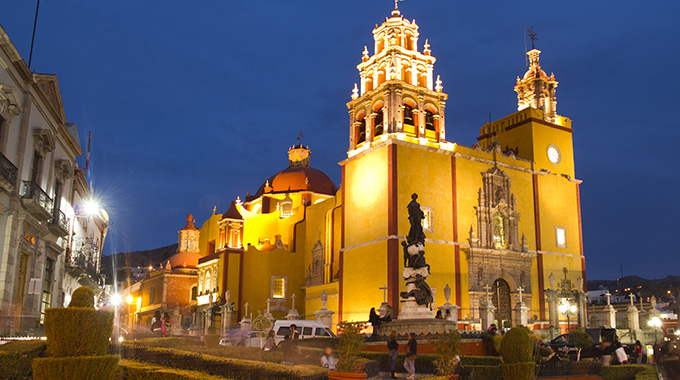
[192,8,585,332]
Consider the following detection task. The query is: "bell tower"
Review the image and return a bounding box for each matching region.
[514,49,558,124]
[346,8,448,153]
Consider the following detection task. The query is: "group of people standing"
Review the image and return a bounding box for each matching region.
[150,311,172,336]
[385,331,419,379]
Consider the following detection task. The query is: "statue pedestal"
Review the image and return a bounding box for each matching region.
[514,302,529,327]
[479,300,496,331]
[286,309,300,320]
[314,308,334,328]
[398,267,433,320]
[437,303,460,324]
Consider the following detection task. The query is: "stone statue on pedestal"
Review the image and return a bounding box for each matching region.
[399,193,435,319]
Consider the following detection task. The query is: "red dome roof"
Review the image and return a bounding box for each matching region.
[165,251,203,269]
[253,167,337,197]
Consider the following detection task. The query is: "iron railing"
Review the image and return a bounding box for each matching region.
[536,360,601,378]
[49,208,69,232]
[108,344,328,380]
[20,181,53,213]
[0,152,17,188]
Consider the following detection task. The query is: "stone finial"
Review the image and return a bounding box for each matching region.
[517,286,524,303]
[352,83,359,100]
[244,302,249,316]
[362,46,369,62]
[225,289,230,303]
[321,290,328,309]
[444,284,451,303]
[548,272,556,290]
[577,276,583,292]
[235,196,242,206]
[435,75,443,92]
[291,293,297,310]
[605,291,612,305]
[423,39,431,55]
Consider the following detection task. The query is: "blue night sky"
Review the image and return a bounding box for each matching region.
[1,1,678,281]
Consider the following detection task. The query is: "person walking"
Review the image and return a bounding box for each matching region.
[404,333,417,379]
[161,312,172,337]
[387,331,399,379]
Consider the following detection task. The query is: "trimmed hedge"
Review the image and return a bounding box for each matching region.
[0,340,47,379]
[600,364,647,380]
[32,354,119,380]
[500,327,533,364]
[295,337,339,349]
[68,286,95,308]
[45,307,114,357]
[121,345,327,377]
[118,359,232,380]
[130,339,284,363]
[460,365,502,380]
[500,362,534,380]
[460,356,501,366]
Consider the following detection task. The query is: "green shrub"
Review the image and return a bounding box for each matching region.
[204,335,220,348]
[295,337,339,349]
[118,359,230,380]
[335,321,366,373]
[427,329,462,376]
[500,362,535,380]
[68,286,95,308]
[0,340,47,379]
[32,355,119,380]
[460,365,502,380]
[500,327,533,364]
[600,364,646,380]
[460,356,502,366]
[128,342,283,363]
[45,307,114,357]
[134,337,205,349]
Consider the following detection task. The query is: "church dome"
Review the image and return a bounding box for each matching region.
[253,144,337,197]
[164,251,203,269]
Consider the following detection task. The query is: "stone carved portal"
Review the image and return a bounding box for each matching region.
[463,167,536,323]
[491,278,512,328]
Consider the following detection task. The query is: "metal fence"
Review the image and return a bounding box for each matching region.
[109,344,328,380]
[535,360,601,378]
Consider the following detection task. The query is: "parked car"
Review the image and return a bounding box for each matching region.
[219,330,267,348]
[272,320,335,344]
[549,328,630,360]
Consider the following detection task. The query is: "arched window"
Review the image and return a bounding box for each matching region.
[357,118,366,144]
[148,287,155,306]
[425,110,435,131]
[403,105,414,126]
[374,107,384,136]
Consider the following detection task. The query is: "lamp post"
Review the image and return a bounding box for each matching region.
[648,316,661,342]
[559,299,577,333]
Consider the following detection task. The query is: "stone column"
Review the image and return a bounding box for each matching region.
[437,284,459,325]
[479,300,496,331]
[172,302,181,336]
[514,302,529,327]
[576,292,588,328]
[314,290,335,328]
[546,289,560,328]
[627,302,640,330]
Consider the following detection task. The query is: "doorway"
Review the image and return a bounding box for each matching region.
[492,278,512,328]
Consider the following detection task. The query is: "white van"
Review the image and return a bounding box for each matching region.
[273,320,335,344]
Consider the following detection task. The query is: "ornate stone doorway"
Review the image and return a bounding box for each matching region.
[492,278,512,328]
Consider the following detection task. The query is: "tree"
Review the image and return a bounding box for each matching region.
[569,327,593,361]
[427,329,462,376]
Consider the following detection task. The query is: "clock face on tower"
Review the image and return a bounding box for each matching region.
[547,144,561,165]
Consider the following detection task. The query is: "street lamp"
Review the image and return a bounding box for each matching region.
[559,299,577,333]
[648,316,661,342]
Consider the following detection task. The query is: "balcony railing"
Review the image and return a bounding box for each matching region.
[0,152,17,192]
[48,209,69,237]
[68,237,100,280]
[20,181,53,219]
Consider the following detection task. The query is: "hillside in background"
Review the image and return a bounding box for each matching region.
[588,275,680,305]
[100,243,178,282]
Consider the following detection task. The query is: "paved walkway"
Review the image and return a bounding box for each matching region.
[369,372,430,379]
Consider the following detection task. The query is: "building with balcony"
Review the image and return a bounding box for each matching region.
[0,23,107,334]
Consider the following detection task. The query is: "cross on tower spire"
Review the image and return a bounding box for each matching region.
[527,26,538,49]
[394,0,403,10]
